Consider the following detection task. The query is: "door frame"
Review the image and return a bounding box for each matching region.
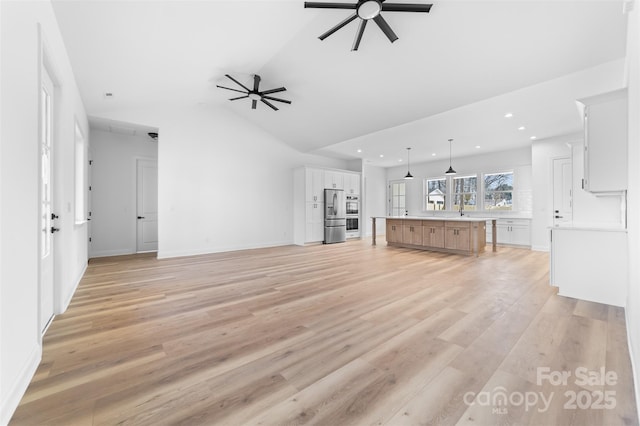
[38,28,63,334]
[388,180,406,216]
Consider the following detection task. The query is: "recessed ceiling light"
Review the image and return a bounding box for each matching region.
[504,112,513,118]
[431,153,436,156]
[379,154,384,158]
[518,126,526,131]
[530,136,537,140]
[398,159,403,162]
[475,145,481,149]
[357,149,362,153]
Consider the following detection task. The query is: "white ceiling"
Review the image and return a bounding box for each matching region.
[51,0,628,167]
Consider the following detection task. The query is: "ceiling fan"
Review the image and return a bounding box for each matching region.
[304,1,432,51]
[216,74,291,111]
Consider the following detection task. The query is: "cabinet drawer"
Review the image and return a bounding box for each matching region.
[424,220,444,227]
[445,221,470,229]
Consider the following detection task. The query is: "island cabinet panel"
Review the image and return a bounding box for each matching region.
[423,221,445,248]
[445,222,471,251]
[386,219,403,243]
[403,222,423,246]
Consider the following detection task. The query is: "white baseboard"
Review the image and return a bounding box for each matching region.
[0,344,42,425]
[625,307,640,424]
[531,245,550,252]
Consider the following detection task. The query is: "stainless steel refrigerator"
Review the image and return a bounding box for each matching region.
[324,188,346,244]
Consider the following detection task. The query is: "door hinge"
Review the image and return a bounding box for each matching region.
[89,160,93,165]
[89,237,92,242]
[89,185,92,191]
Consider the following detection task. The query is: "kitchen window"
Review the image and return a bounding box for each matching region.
[453,175,477,212]
[484,172,514,211]
[425,178,447,211]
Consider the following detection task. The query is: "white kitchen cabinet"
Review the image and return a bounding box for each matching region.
[486,218,531,247]
[550,227,627,307]
[305,202,325,243]
[324,170,344,190]
[344,172,360,195]
[294,166,359,245]
[305,167,324,203]
[577,88,627,193]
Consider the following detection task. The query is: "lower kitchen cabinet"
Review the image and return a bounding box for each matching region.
[386,219,403,243]
[423,221,445,248]
[445,222,470,251]
[403,222,423,246]
[386,218,485,255]
[486,218,531,247]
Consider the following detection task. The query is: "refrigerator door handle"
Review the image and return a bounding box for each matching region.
[333,192,337,216]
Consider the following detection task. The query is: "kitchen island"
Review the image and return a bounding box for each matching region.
[372,216,497,256]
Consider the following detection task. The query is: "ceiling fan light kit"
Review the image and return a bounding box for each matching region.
[304,0,433,51]
[216,74,291,111]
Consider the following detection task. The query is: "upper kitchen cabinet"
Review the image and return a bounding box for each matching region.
[344,172,360,195]
[324,170,344,190]
[305,167,325,203]
[577,88,628,193]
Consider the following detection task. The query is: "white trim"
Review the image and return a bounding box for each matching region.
[0,344,42,425]
[531,245,550,252]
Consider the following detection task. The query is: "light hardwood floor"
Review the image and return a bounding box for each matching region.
[11,239,638,425]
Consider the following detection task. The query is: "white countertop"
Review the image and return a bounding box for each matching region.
[385,216,496,222]
[550,225,627,233]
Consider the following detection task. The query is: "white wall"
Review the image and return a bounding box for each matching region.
[362,164,387,237]
[0,1,88,422]
[90,129,158,257]
[624,2,640,419]
[386,146,533,217]
[89,105,346,258]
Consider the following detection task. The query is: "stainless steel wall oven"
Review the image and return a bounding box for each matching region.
[346,195,359,236]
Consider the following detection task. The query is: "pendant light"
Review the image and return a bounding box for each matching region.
[445,138,457,175]
[404,147,414,179]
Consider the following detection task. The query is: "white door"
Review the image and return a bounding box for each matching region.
[388,181,406,216]
[39,68,56,332]
[136,159,158,252]
[552,157,572,227]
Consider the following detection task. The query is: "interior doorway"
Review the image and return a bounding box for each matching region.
[136,159,158,252]
[552,157,572,227]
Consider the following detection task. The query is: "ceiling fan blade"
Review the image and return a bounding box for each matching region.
[380,3,432,12]
[261,87,287,95]
[261,99,279,111]
[351,18,367,51]
[253,74,261,92]
[225,74,250,92]
[304,2,357,9]
[262,95,292,104]
[216,85,247,94]
[373,14,398,43]
[319,13,358,40]
[229,95,249,101]
[252,99,257,109]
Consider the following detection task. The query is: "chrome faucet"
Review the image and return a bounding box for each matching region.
[459,200,464,216]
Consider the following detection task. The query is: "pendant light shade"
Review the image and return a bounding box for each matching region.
[445,138,457,175]
[404,147,414,179]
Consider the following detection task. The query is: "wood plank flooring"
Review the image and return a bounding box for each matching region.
[11,239,638,425]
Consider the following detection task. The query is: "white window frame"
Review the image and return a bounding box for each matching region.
[424,177,448,211]
[453,174,478,212]
[483,171,514,211]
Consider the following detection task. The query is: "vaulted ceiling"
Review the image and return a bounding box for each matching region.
[52,0,628,166]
